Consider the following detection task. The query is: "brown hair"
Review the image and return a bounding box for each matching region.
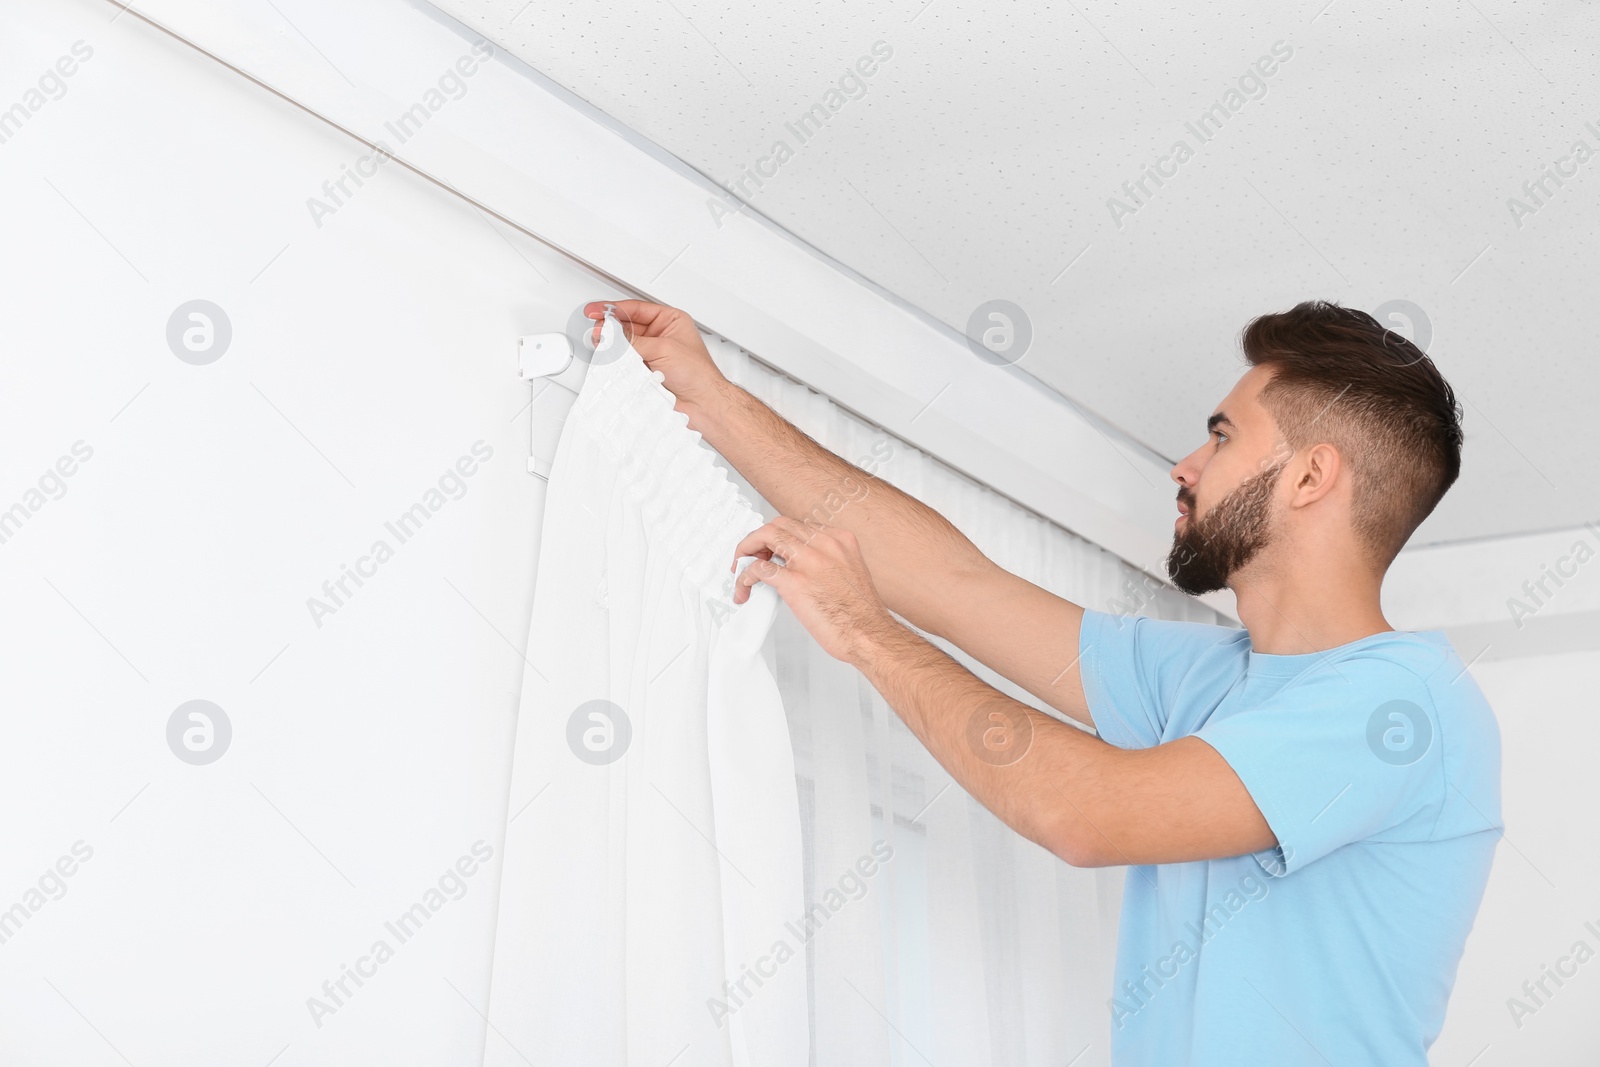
[1240,300,1463,571]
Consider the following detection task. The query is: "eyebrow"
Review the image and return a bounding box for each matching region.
[1207,412,1235,433]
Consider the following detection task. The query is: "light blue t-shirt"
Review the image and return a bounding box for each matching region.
[1077,608,1502,1066]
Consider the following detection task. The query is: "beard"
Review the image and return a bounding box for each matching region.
[1166,459,1287,596]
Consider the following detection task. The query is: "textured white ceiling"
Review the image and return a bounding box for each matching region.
[431,0,1597,547]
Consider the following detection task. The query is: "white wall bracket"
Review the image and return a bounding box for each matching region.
[518,331,588,477]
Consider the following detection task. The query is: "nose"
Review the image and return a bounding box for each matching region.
[1170,443,1206,494]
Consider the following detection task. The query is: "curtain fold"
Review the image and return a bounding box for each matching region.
[484,310,807,1067]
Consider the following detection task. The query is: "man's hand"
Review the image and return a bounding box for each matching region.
[582,299,731,414]
[731,517,902,665]
[736,516,1277,869]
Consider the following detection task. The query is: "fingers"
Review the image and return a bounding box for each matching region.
[732,554,785,604]
[732,516,821,571]
[731,517,844,602]
[581,299,678,338]
[578,300,631,348]
[731,523,792,603]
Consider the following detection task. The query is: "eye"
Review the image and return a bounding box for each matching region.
[1211,429,1228,445]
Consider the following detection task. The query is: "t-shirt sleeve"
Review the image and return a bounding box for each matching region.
[1193,658,1445,878]
[1077,608,1243,750]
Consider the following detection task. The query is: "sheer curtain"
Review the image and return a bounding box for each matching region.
[706,334,1228,1067]
[484,310,808,1067]
[484,310,1226,1067]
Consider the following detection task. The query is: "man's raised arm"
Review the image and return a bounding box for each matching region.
[589,299,1095,727]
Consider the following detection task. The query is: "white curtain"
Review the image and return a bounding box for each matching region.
[484,311,808,1067]
[706,334,1227,1067]
[485,311,1226,1067]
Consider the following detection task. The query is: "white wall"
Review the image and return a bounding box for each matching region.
[0,1,618,1062]
[1429,648,1600,1066]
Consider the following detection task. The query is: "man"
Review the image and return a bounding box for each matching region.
[583,297,1502,1065]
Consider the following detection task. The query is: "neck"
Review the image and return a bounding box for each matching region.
[1228,553,1393,655]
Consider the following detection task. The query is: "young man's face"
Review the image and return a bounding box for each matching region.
[1165,365,1293,596]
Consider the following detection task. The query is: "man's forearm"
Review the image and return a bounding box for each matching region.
[687,379,983,636]
[848,615,1120,867]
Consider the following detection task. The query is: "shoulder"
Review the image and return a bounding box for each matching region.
[1323,632,1503,833]
[1080,609,1250,707]
[1338,632,1501,752]
[1077,609,1250,747]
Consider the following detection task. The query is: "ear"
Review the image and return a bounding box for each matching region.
[1288,442,1342,509]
